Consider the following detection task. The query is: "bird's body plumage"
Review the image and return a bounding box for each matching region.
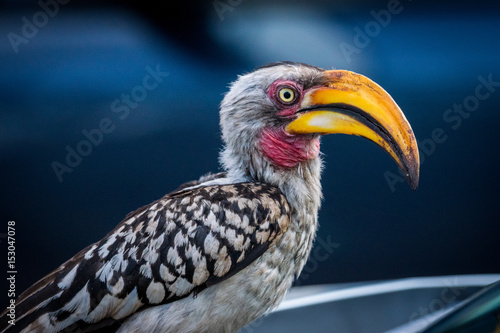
[1,167,322,333]
[0,62,418,332]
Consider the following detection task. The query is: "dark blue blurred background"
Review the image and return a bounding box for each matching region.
[1,0,499,311]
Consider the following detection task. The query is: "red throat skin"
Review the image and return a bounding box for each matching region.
[260,128,320,168]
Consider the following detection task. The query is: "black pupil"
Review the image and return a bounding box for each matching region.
[283,91,291,100]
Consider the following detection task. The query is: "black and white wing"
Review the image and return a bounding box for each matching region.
[0,181,291,333]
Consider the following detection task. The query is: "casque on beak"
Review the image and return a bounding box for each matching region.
[286,70,420,190]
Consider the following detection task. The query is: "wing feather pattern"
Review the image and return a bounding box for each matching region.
[0,181,291,333]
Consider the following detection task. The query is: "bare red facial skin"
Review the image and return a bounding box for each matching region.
[260,127,320,168]
[260,79,321,168]
[260,80,319,168]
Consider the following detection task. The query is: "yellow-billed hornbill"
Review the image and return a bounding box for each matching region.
[0,62,419,333]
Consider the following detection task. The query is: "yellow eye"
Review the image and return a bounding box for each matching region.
[279,87,295,103]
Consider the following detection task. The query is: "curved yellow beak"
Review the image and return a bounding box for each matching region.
[286,70,420,190]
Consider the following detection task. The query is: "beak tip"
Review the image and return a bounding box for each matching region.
[406,169,420,191]
[402,147,420,191]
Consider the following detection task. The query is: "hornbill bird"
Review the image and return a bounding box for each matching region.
[0,62,419,333]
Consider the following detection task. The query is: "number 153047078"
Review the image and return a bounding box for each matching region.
[7,221,16,272]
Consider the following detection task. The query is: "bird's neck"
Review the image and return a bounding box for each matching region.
[221,145,323,276]
[222,143,322,206]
